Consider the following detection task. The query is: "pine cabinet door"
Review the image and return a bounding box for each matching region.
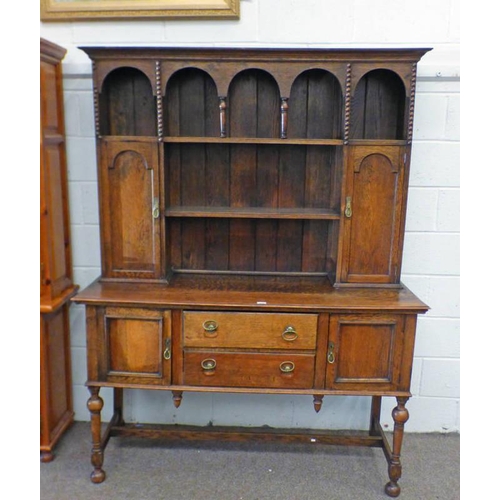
[338,146,406,284]
[326,314,406,391]
[100,140,162,279]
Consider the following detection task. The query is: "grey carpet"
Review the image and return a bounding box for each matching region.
[40,422,459,500]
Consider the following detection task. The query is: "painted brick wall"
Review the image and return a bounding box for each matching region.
[41,0,460,432]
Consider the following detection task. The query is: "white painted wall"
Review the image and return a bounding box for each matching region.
[40,0,460,433]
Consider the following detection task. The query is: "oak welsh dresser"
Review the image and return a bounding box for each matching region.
[73,46,431,497]
[40,38,78,461]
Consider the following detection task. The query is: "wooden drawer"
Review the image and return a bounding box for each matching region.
[183,311,318,350]
[183,351,315,389]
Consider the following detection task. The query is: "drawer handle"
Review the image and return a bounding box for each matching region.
[201,358,217,373]
[202,320,218,334]
[282,326,298,342]
[280,361,295,374]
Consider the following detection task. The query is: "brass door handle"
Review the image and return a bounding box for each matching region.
[345,196,352,218]
[152,197,160,219]
[163,338,171,360]
[282,326,298,342]
[280,361,295,374]
[327,342,335,364]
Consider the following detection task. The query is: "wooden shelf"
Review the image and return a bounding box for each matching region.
[347,139,407,146]
[163,136,343,146]
[99,136,407,147]
[165,206,341,220]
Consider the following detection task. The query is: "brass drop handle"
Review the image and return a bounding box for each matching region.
[202,320,218,335]
[163,338,171,360]
[282,326,298,342]
[344,196,352,218]
[327,342,335,364]
[201,358,217,373]
[280,361,295,374]
[152,197,160,219]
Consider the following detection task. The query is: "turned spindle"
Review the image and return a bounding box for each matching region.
[219,97,227,138]
[280,97,289,139]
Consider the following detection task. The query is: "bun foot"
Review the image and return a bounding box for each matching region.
[40,451,54,463]
[385,481,401,497]
[91,469,106,484]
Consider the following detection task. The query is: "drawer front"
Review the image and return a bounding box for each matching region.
[183,312,318,350]
[183,351,315,389]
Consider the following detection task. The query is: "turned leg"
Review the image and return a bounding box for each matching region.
[369,396,382,436]
[385,396,410,497]
[87,387,106,484]
[113,388,125,426]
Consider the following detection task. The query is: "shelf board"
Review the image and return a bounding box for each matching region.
[98,136,407,147]
[347,139,407,146]
[165,206,340,220]
[163,136,343,146]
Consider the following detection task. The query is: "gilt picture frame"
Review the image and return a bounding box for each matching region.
[40,0,240,21]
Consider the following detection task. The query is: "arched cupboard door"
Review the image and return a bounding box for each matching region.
[337,146,407,285]
[99,140,162,279]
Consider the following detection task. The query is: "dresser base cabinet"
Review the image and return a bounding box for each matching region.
[76,277,427,497]
[75,47,431,497]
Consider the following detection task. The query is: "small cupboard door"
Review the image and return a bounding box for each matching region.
[326,314,406,391]
[101,307,172,385]
[338,146,406,284]
[100,140,162,279]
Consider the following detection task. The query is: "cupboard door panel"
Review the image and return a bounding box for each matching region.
[101,140,162,279]
[326,314,405,391]
[103,307,171,385]
[40,306,73,437]
[339,146,405,284]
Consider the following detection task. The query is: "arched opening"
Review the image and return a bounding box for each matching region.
[228,69,280,138]
[100,67,156,136]
[164,68,219,137]
[350,69,406,140]
[288,69,342,139]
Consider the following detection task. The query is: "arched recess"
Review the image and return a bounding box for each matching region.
[288,69,343,139]
[164,68,219,137]
[228,69,280,137]
[99,67,156,136]
[350,69,406,140]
